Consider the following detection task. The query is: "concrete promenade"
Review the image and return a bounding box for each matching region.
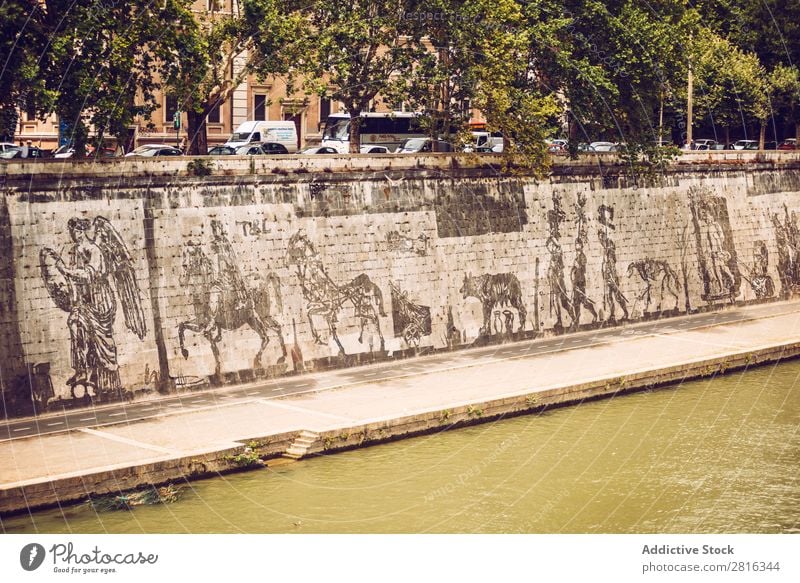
[3,300,800,515]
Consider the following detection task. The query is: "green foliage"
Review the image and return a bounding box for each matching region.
[689,29,770,145]
[291,0,427,153]
[88,484,182,512]
[161,0,302,155]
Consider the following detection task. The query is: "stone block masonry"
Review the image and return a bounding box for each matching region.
[2,153,800,416]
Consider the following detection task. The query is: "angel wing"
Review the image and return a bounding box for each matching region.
[92,217,147,340]
[39,247,72,312]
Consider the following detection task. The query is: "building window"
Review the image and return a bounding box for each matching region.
[253,93,267,121]
[165,95,178,123]
[319,98,331,125]
[24,97,36,121]
[207,100,221,124]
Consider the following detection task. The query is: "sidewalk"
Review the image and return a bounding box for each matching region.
[3,301,800,514]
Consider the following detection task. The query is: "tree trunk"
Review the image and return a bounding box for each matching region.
[187,109,208,155]
[348,108,361,154]
[73,121,88,158]
[759,122,766,151]
[796,121,800,143]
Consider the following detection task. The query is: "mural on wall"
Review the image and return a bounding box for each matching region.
[39,216,148,400]
[386,230,429,256]
[571,193,598,328]
[390,281,432,348]
[177,220,287,378]
[739,240,775,299]
[689,188,740,302]
[287,229,387,355]
[460,273,527,337]
[597,205,629,322]
[546,192,575,330]
[770,204,800,296]
[677,223,693,312]
[627,259,680,314]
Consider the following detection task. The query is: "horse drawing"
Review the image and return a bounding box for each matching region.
[287,230,386,355]
[177,241,287,378]
[460,272,527,336]
[627,258,680,313]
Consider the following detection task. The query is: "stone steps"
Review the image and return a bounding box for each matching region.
[282,430,319,460]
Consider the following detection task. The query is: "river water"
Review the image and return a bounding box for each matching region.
[3,360,799,534]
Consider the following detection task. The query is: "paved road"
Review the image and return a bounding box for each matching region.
[2,301,797,442]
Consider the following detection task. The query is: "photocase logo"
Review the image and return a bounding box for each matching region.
[20,543,46,571]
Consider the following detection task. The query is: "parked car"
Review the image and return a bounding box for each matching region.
[546,139,568,153]
[260,142,290,155]
[87,147,116,158]
[732,139,758,150]
[692,139,717,150]
[235,144,267,156]
[588,141,616,152]
[764,141,779,150]
[396,138,454,153]
[778,138,797,151]
[0,145,48,159]
[124,144,183,157]
[207,145,237,155]
[299,146,339,154]
[0,146,21,159]
[53,145,76,158]
[0,142,20,155]
[360,145,391,154]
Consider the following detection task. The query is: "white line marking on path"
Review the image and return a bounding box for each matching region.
[46,422,64,426]
[78,428,174,454]
[13,427,30,432]
[108,413,126,417]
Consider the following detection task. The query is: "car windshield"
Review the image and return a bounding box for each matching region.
[401,138,427,150]
[230,132,251,142]
[130,145,158,154]
[323,120,349,141]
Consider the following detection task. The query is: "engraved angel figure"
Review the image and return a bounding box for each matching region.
[39,217,147,399]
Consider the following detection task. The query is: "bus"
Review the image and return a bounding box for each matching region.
[320,112,426,153]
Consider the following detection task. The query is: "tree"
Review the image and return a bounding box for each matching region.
[691,30,770,147]
[164,0,302,155]
[0,1,46,142]
[696,0,800,142]
[770,64,800,142]
[33,1,188,156]
[298,0,426,153]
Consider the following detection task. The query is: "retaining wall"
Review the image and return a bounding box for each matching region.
[2,153,800,416]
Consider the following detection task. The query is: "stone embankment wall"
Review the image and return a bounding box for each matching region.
[1,153,800,416]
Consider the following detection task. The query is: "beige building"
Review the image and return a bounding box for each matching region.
[16,1,486,151]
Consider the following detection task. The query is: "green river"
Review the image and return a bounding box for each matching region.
[2,360,799,534]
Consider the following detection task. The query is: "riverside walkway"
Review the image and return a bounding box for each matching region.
[3,300,800,514]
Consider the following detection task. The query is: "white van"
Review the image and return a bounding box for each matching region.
[464,131,503,152]
[225,120,298,152]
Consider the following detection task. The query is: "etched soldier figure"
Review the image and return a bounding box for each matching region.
[697,204,735,298]
[571,193,597,328]
[207,220,250,327]
[597,205,628,323]
[546,194,574,330]
[571,238,598,327]
[40,217,147,399]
